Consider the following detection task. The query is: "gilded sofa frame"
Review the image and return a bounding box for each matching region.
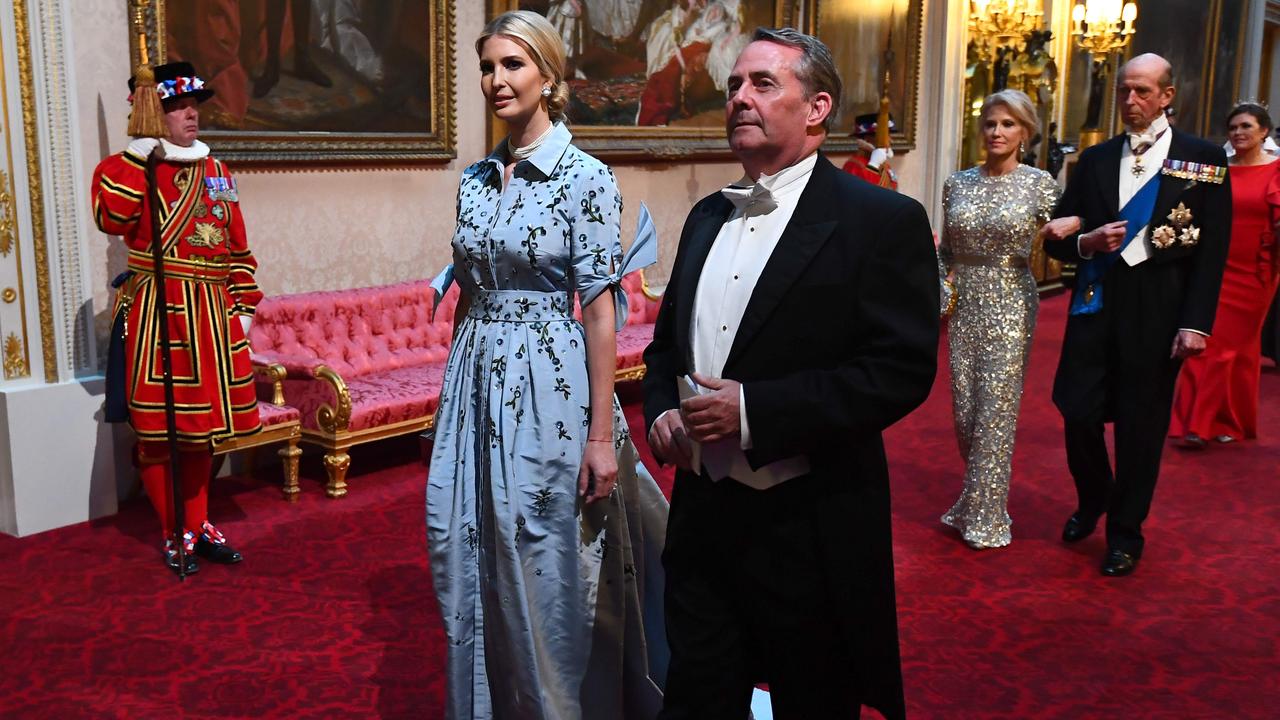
[212,362,303,501]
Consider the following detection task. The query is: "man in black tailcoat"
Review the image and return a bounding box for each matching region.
[1043,53,1231,576]
[642,27,939,720]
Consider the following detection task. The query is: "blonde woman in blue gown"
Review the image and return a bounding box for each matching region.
[426,11,668,719]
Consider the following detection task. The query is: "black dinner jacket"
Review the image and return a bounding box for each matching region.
[641,153,939,720]
[1045,129,1232,335]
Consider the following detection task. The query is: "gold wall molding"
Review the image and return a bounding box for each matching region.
[3,331,26,378]
[0,6,32,380]
[6,0,95,382]
[0,169,13,256]
[11,0,56,382]
[34,0,90,376]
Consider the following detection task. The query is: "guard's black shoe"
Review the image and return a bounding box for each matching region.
[164,533,198,575]
[1101,549,1139,577]
[164,550,198,575]
[1061,513,1098,543]
[195,538,243,564]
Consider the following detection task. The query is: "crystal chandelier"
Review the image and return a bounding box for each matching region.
[969,0,1044,59]
[1071,0,1138,59]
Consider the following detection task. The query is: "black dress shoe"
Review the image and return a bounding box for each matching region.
[1101,549,1138,577]
[1062,513,1098,543]
[165,552,199,575]
[195,539,243,564]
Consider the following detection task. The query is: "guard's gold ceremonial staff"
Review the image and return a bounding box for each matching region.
[129,12,187,581]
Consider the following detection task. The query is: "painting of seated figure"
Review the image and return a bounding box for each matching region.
[134,0,455,163]
[493,0,794,158]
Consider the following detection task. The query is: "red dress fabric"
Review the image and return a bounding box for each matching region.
[636,41,713,126]
[92,150,263,444]
[1172,160,1280,439]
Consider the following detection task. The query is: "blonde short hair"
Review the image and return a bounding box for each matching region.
[980,89,1040,138]
[476,11,571,123]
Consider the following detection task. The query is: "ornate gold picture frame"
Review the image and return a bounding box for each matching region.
[128,0,455,164]
[805,0,923,152]
[484,0,797,160]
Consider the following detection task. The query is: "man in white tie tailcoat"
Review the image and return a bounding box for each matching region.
[1042,53,1231,577]
[642,27,939,720]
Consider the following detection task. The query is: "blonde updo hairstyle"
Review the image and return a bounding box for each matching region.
[980,89,1040,144]
[476,11,571,124]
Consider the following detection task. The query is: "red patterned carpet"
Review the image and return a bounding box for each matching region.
[1,294,1277,719]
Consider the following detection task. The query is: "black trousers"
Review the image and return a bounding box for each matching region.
[1053,258,1185,555]
[658,471,861,720]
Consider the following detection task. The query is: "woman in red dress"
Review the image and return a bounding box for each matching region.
[1172,103,1280,447]
[93,62,262,573]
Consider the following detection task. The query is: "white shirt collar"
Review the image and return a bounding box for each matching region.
[1127,112,1170,143]
[729,152,818,197]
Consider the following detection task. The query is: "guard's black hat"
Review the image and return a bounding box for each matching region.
[853,113,896,137]
[128,61,214,105]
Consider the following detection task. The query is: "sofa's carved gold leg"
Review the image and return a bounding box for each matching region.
[242,446,259,479]
[279,440,302,502]
[324,451,350,498]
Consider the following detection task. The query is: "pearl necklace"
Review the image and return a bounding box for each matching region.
[510,123,555,161]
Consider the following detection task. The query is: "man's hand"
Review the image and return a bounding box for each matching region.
[1078,220,1128,255]
[648,410,694,471]
[1171,330,1207,359]
[1040,216,1082,243]
[680,373,741,443]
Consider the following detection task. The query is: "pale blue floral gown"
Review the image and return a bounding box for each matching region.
[426,123,668,720]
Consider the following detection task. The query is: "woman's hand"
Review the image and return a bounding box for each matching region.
[579,438,618,504]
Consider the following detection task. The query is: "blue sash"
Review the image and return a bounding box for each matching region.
[1069,174,1162,316]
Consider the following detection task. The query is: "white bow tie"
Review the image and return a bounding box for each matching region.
[721,183,778,213]
[1129,129,1164,154]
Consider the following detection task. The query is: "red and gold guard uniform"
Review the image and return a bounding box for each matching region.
[92,144,261,546]
[842,144,898,190]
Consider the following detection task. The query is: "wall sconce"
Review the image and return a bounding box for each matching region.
[1071,0,1138,59]
[1071,0,1138,148]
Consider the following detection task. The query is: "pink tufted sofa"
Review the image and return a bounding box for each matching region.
[248,272,661,498]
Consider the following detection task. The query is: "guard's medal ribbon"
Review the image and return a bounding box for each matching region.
[205,176,239,203]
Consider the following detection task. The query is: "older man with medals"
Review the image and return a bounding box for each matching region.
[93,61,262,575]
[1041,53,1231,576]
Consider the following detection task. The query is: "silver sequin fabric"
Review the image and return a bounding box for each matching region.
[939,165,1060,548]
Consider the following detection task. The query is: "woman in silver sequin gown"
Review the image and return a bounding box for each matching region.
[939,90,1064,548]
